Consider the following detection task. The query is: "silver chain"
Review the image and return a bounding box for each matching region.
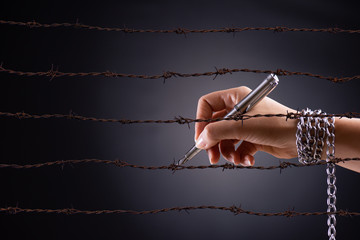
[296,108,327,164]
[296,109,336,240]
[326,116,336,240]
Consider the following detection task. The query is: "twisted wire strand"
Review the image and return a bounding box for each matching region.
[1,20,360,35]
[1,65,359,83]
[1,111,360,125]
[0,158,358,171]
[1,205,359,217]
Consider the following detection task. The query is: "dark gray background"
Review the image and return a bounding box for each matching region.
[0,0,359,239]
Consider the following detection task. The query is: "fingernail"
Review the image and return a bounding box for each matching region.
[228,153,235,164]
[195,135,206,149]
[207,150,214,165]
[244,155,252,166]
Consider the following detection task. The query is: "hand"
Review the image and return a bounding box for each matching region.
[195,86,298,166]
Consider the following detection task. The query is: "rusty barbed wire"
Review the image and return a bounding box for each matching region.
[1,205,359,217]
[1,19,360,35]
[1,111,360,125]
[0,158,359,171]
[1,65,359,83]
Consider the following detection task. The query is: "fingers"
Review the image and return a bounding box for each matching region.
[234,141,260,166]
[194,86,265,165]
[219,140,259,166]
[219,140,237,164]
[195,87,251,141]
[207,144,220,165]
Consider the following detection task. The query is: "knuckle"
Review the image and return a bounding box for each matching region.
[203,124,216,140]
[197,94,210,107]
[198,95,206,105]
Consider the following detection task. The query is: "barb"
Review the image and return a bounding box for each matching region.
[1,205,359,217]
[0,158,359,171]
[1,20,360,35]
[0,65,359,83]
[1,111,360,125]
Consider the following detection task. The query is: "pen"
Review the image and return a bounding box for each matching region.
[177,73,279,165]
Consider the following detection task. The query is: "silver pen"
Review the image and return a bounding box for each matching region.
[177,73,279,165]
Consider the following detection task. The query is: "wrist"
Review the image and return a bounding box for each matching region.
[296,109,332,164]
[333,117,360,159]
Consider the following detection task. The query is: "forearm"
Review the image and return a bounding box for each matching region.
[334,118,360,173]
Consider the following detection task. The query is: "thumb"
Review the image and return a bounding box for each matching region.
[195,120,248,149]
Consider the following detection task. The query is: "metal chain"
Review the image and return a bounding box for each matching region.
[314,110,327,160]
[296,109,336,239]
[326,116,336,240]
[296,108,327,164]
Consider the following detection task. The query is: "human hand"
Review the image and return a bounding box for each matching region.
[195,86,298,166]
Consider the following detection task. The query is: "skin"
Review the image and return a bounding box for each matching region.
[194,86,360,173]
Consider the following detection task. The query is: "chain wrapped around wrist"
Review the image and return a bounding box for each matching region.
[295,108,336,240]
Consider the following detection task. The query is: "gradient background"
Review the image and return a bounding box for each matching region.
[0,0,359,239]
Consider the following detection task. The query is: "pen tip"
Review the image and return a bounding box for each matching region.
[176,157,186,166]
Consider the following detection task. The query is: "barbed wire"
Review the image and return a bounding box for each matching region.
[1,19,360,35]
[1,205,359,217]
[2,18,360,232]
[1,111,360,125]
[1,64,359,83]
[1,158,359,171]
